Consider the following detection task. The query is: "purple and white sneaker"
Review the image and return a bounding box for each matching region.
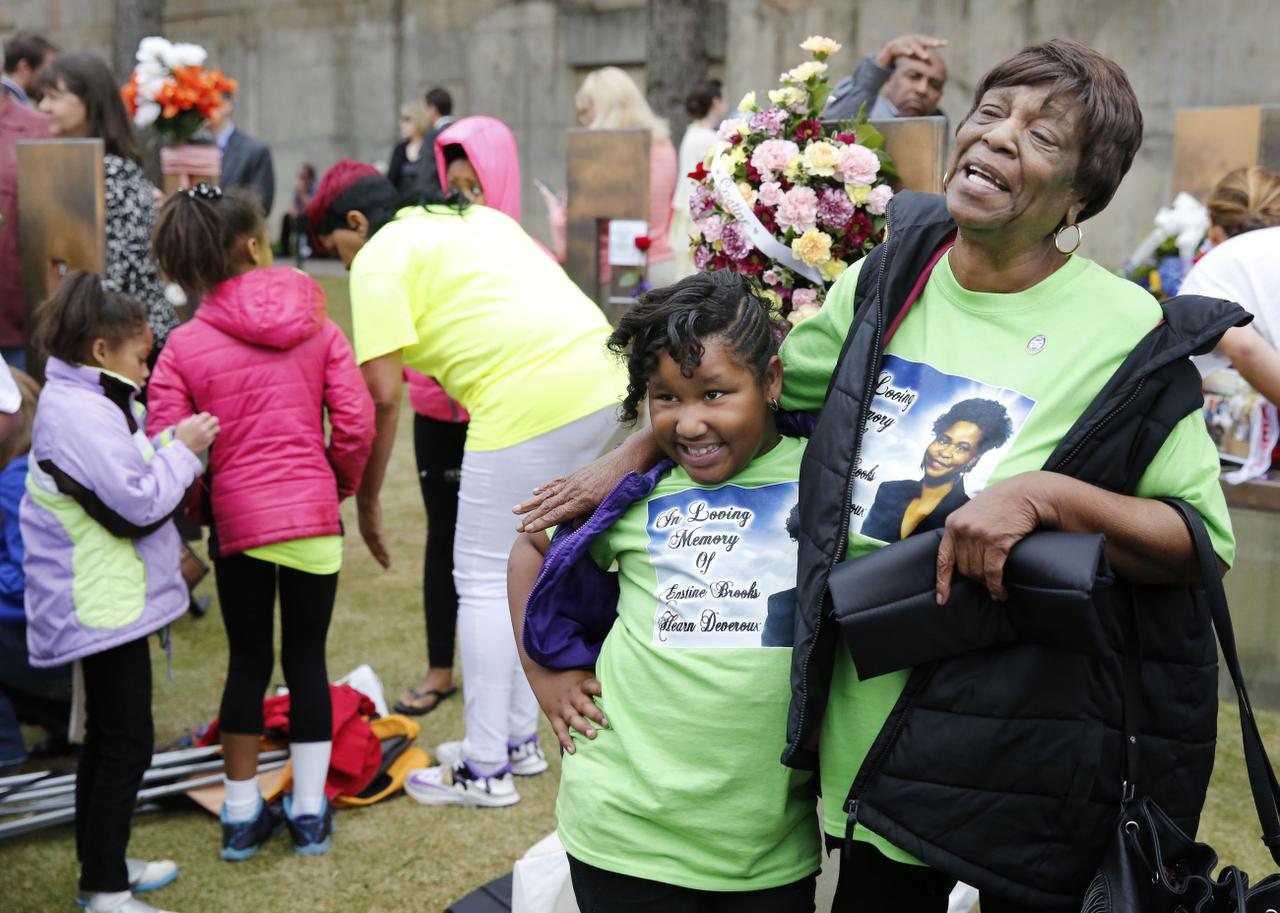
[405,761,520,808]
[434,736,548,777]
[507,735,548,776]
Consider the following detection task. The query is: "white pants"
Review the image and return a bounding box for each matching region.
[454,407,620,768]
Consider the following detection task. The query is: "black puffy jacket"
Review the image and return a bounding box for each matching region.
[783,191,1249,909]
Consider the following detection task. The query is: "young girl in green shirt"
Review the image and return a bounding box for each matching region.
[507,272,821,912]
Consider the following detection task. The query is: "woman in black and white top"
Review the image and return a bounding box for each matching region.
[387,100,431,196]
[38,54,178,351]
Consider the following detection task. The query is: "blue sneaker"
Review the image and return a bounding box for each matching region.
[220,797,285,861]
[284,795,333,856]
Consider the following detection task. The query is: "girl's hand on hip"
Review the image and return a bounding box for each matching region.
[527,666,606,754]
[175,412,220,454]
[935,473,1047,605]
[357,494,391,569]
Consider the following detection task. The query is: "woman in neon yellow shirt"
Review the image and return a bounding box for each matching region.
[307,161,625,808]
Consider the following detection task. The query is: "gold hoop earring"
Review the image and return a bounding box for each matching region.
[1055,223,1083,256]
[941,169,950,188]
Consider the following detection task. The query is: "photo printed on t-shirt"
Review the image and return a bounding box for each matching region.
[853,355,1036,545]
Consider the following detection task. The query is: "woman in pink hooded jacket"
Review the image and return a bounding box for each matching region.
[147,185,374,861]
[393,116,535,716]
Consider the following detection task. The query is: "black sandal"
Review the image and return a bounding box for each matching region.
[393,686,457,716]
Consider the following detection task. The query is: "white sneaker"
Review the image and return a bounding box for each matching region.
[77,860,179,907]
[435,737,548,777]
[508,735,549,776]
[434,740,463,769]
[85,894,178,913]
[405,761,520,808]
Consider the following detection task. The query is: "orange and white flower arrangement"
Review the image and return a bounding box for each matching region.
[120,37,236,144]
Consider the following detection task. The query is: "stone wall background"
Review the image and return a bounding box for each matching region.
[3,0,1278,263]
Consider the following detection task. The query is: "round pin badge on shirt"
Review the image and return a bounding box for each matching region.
[1026,335,1047,355]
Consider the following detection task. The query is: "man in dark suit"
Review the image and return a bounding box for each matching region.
[209,91,276,213]
[414,86,456,197]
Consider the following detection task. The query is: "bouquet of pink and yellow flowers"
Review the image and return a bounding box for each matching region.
[690,36,897,323]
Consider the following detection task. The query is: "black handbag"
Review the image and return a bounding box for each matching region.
[827,528,1114,679]
[1083,499,1280,912]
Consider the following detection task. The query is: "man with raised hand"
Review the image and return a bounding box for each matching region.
[825,33,947,121]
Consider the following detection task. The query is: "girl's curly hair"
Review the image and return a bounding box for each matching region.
[606,271,784,424]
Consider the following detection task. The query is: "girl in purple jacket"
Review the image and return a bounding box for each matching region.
[23,274,219,913]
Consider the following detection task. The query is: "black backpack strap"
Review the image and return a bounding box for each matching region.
[1164,498,1280,861]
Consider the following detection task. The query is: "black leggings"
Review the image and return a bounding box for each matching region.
[567,855,816,913]
[214,552,337,742]
[78,636,154,892]
[413,413,467,669]
[830,839,1027,913]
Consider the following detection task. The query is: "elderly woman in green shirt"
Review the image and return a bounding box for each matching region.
[517,39,1238,911]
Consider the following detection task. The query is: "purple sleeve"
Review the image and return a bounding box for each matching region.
[46,407,202,532]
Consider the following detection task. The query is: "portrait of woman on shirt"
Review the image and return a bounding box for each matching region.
[861,398,1012,544]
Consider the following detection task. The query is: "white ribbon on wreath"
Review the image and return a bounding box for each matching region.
[710,148,826,286]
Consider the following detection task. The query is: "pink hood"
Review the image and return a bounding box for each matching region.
[434,116,523,222]
[197,267,325,350]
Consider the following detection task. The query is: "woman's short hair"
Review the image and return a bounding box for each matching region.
[1207,166,1280,239]
[931,398,1013,454]
[400,100,431,137]
[576,66,670,144]
[963,38,1143,223]
[37,53,141,163]
[685,79,723,119]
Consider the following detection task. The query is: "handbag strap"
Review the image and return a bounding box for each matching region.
[1119,593,1143,801]
[1164,498,1280,861]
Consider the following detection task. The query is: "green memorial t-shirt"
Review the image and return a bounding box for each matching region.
[779,251,1235,865]
[556,435,821,891]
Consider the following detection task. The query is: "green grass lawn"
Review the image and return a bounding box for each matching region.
[2,274,1277,911]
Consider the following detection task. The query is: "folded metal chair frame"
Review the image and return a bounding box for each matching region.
[0,744,288,840]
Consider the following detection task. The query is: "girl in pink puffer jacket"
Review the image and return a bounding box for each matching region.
[147,185,374,861]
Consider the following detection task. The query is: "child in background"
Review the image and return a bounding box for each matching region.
[148,184,374,860]
[506,271,820,912]
[0,369,74,768]
[22,274,218,913]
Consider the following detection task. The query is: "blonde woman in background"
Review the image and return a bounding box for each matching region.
[671,79,726,278]
[543,66,678,284]
[1183,166,1280,406]
[387,100,432,196]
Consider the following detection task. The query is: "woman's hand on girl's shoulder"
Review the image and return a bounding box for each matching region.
[514,430,660,533]
[526,666,606,754]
